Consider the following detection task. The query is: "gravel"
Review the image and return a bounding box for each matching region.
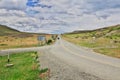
[39,48,104,80]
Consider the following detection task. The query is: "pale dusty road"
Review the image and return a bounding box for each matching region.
[0,38,120,80]
[39,38,120,80]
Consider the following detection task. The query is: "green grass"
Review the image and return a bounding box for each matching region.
[63,34,120,58]
[0,51,40,80]
[0,25,19,36]
[79,42,100,48]
[63,25,120,58]
[94,48,120,58]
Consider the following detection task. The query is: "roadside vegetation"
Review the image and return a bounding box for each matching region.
[0,25,57,50]
[0,51,50,80]
[0,51,40,80]
[63,25,120,58]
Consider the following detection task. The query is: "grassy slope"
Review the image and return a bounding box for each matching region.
[0,25,20,36]
[0,51,40,80]
[63,25,120,58]
[0,25,54,50]
[0,25,38,49]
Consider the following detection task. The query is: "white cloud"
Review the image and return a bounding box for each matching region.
[0,0,120,34]
[0,0,27,10]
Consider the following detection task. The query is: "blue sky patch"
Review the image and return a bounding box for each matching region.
[26,0,52,8]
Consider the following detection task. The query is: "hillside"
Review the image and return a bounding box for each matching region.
[0,24,55,50]
[63,24,120,58]
[0,25,36,49]
[72,24,120,33]
[70,24,120,38]
[66,24,120,40]
[0,25,20,36]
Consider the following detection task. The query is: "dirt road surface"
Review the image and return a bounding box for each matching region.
[0,38,120,80]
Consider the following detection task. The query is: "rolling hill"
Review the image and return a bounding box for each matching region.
[0,25,20,36]
[68,24,120,39]
[0,24,55,50]
[63,24,120,58]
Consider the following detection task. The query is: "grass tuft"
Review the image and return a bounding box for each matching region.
[0,51,40,80]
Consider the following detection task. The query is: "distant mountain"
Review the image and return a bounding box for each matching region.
[67,24,120,38]
[72,24,120,33]
[0,25,48,36]
[0,25,20,36]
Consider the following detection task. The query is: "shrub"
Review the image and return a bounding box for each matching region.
[47,39,52,44]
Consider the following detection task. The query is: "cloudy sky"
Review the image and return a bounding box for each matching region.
[0,0,120,33]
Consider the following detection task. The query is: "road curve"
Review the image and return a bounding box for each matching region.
[0,38,120,80]
[39,38,120,80]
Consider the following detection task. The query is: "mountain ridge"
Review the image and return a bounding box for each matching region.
[72,24,120,34]
[0,25,20,36]
[65,24,120,38]
[0,25,48,36]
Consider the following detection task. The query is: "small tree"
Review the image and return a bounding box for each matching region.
[47,39,52,45]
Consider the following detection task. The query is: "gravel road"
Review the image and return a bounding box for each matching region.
[0,38,120,80]
[39,38,120,80]
[39,48,104,80]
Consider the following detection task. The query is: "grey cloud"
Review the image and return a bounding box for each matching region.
[0,0,27,10]
[0,0,120,33]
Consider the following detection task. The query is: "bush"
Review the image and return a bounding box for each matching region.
[0,44,7,46]
[47,39,52,44]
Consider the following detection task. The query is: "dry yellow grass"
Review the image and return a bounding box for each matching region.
[0,34,53,50]
[63,34,120,58]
